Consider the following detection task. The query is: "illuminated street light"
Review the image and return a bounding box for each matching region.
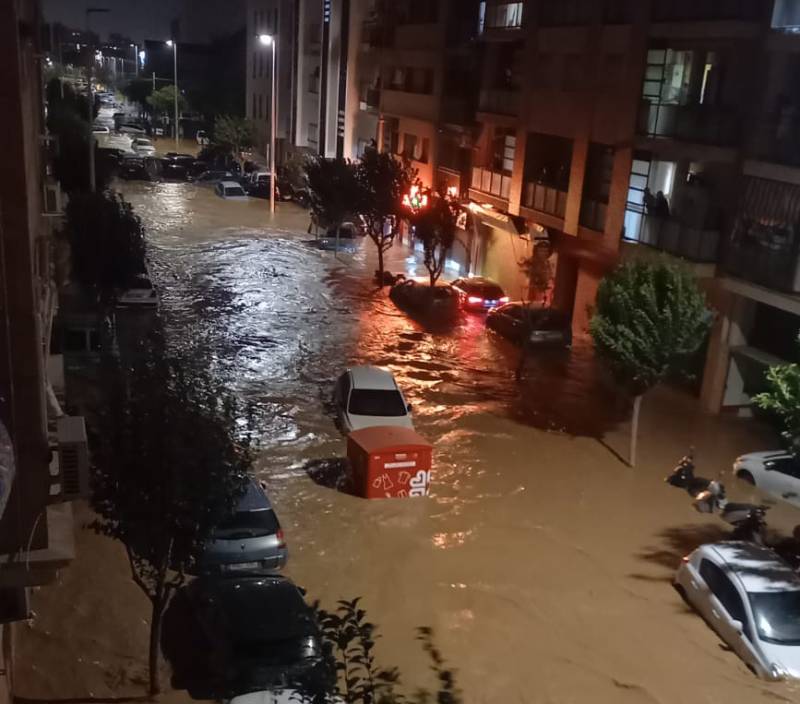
[256,34,277,214]
[165,40,179,151]
[258,33,273,46]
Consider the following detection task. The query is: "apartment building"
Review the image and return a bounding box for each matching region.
[0,1,85,698]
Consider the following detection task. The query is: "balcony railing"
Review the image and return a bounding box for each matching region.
[359,88,380,112]
[478,89,519,116]
[471,167,512,200]
[579,199,607,232]
[361,20,394,48]
[479,2,524,34]
[624,211,720,263]
[637,101,740,147]
[723,231,800,293]
[522,181,567,218]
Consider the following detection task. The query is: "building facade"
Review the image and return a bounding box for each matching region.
[0,1,85,699]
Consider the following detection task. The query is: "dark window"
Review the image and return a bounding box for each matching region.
[63,329,87,352]
[348,389,407,417]
[584,143,614,204]
[652,0,764,22]
[699,559,747,623]
[540,0,595,26]
[604,0,636,23]
[768,456,800,479]
[215,509,280,538]
[524,132,573,189]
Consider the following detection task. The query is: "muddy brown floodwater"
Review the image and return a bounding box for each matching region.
[16,181,800,703]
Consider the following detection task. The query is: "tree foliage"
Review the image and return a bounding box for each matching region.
[408,190,458,288]
[519,240,554,305]
[590,261,711,396]
[64,191,147,305]
[213,114,257,166]
[147,84,188,116]
[354,145,416,283]
[305,157,360,233]
[755,354,800,454]
[90,341,255,694]
[46,78,111,192]
[121,77,154,113]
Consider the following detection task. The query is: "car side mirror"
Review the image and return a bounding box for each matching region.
[731,619,744,634]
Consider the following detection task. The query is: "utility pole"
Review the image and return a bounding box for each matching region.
[85,7,109,192]
[166,40,179,152]
[152,72,156,91]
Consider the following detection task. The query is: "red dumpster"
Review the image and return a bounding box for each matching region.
[347,426,433,499]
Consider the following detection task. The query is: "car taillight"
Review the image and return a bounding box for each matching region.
[276,529,286,547]
[467,296,483,304]
[499,296,510,303]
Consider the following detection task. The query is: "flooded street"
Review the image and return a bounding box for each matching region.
[17,180,800,703]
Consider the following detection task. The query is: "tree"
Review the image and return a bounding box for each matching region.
[147,84,189,119]
[305,156,360,236]
[90,343,254,695]
[354,145,416,285]
[213,114,256,168]
[515,241,556,381]
[408,189,458,288]
[63,191,147,306]
[590,261,711,466]
[121,77,154,115]
[754,350,800,454]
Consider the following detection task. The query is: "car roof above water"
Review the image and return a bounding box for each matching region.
[348,365,397,391]
[707,542,800,593]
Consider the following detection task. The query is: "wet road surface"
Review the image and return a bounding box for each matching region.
[40,180,800,702]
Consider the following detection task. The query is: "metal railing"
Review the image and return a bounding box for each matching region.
[624,211,720,263]
[522,181,567,218]
[637,101,740,147]
[723,242,800,293]
[478,89,519,116]
[471,167,512,200]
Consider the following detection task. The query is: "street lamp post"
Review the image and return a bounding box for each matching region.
[166,40,179,152]
[130,43,138,77]
[258,34,277,215]
[85,7,109,192]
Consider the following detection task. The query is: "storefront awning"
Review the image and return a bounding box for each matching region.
[468,204,528,236]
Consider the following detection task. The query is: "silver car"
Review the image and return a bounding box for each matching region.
[195,478,287,574]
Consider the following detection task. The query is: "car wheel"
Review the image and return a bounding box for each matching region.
[737,471,755,485]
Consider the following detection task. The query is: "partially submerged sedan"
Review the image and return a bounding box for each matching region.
[486,303,571,348]
[675,541,800,680]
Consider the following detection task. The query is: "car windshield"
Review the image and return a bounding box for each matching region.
[348,389,407,416]
[214,509,279,539]
[749,591,800,644]
[225,186,245,196]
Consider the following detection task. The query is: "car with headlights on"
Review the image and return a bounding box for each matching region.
[675,541,800,680]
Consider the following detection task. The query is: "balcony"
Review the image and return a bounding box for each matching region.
[361,19,394,49]
[579,199,608,233]
[479,2,524,39]
[359,87,380,112]
[624,212,720,263]
[471,167,512,200]
[478,89,519,117]
[723,240,800,293]
[522,181,567,218]
[750,120,800,169]
[638,101,740,147]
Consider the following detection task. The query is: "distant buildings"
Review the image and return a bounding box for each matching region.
[247,0,800,415]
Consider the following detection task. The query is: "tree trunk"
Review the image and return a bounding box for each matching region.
[630,394,643,468]
[377,245,385,286]
[148,594,164,696]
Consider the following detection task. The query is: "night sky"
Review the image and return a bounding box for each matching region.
[41,0,246,43]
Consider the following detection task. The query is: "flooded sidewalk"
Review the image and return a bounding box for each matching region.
[15,181,800,703]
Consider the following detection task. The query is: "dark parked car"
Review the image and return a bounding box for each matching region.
[389,278,460,320]
[486,303,572,347]
[193,477,287,574]
[162,574,331,698]
[195,169,234,185]
[162,162,192,181]
[118,156,160,181]
[449,277,509,312]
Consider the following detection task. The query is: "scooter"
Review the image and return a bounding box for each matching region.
[665,450,714,497]
[728,505,769,546]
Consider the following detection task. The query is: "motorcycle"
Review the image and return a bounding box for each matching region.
[665,450,714,497]
[728,505,769,546]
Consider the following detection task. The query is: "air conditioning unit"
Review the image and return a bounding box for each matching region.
[42,181,63,217]
[54,416,89,501]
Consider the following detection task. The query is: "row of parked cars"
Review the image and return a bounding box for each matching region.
[390,275,573,348]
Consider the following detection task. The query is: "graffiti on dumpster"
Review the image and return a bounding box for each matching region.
[409,470,430,497]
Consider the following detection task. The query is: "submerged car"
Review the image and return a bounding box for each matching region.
[196,169,234,185]
[131,137,156,156]
[117,273,157,308]
[333,366,413,433]
[163,574,330,698]
[215,181,249,200]
[675,541,800,680]
[317,223,359,252]
[735,452,800,509]
[193,477,287,574]
[389,279,460,320]
[486,303,571,347]
[449,277,508,312]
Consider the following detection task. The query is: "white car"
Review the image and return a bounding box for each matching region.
[735,451,800,508]
[675,542,800,680]
[118,123,147,135]
[117,274,157,308]
[131,138,156,156]
[333,366,413,433]
[214,181,248,200]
